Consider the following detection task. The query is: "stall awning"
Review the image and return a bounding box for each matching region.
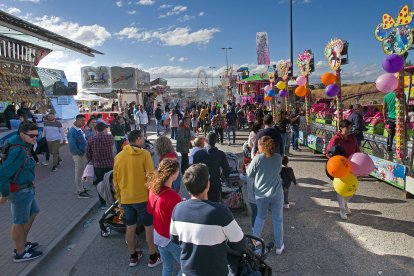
[237,74,269,83]
[74,92,110,102]
[79,88,113,94]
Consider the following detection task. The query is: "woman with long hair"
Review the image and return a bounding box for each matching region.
[248,122,263,159]
[84,117,97,140]
[246,135,284,254]
[155,136,182,192]
[211,108,225,145]
[146,159,182,276]
[326,119,360,220]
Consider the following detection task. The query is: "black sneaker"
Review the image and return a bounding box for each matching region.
[13,242,39,256]
[57,159,62,166]
[13,249,43,263]
[78,191,92,199]
[51,166,58,172]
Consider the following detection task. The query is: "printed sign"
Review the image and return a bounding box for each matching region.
[111,67,136,89]
[369,155,405,189]
[81,66,111,89]
[306,134,325,152]
[324,38,344,71]
[35,67,68,96]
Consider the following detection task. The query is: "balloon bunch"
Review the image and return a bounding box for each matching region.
[294,76,308,97]
[326,153,375,197]
[320,72,339,97]
[375,54,404,93]
[263,84,274,101]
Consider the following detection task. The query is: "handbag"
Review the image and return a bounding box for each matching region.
[82,163,94,180]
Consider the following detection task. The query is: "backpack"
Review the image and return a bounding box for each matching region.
[0,143,31,187]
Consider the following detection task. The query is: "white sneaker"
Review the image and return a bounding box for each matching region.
[41,161,49,166]
[275,244,284,255]
[339,209,348,220]
[345,204,352,215]
[283,204,290,209]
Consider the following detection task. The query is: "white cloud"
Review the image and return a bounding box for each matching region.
[32,16,111,47]
[3,7,21,15]
[316,60,324,67]
[169,57,175,61]
[178,15,195,22]
[126,10,137,15]
[137,0,155,6]
[199,12,204,16]
[159,5,187,18]
[160,4,172,9]
[116,1,122,7]
[115,26,220,46]
[178,57,187,62]
[16,0,40,3]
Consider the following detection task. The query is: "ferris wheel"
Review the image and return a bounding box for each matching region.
[197,70,208,91]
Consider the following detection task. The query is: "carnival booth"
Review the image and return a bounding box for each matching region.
[237,73,269,105]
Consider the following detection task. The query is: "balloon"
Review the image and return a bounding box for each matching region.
[295,86,308,97]
[264,85,272,92]
[279,89,288,97]
[264,95,272,102]
[326,155,351,178]
[333,174,358,197]
[296,76,307,86]
[276,81,286,90]
[349,153,375,176]
[321,72,336,85]
[376,73,398,93]
[267,90,275,97]
[382,54,404,73]
[325,84,340,97]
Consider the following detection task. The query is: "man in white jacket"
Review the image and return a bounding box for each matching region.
[43,113,66,172]
[135,105,148,137]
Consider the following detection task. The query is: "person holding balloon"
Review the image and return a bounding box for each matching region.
[326,119,360,220]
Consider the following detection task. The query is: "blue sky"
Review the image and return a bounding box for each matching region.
[0,0,413,87]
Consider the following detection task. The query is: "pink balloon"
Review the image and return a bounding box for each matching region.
[349,153,375,176]
[375,73,398,93]
[264,85,272,92]
[296,76,307,86]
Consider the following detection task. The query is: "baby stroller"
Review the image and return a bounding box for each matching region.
[97,171,144,237]
[228,234,274,276]
[222,152,245,212]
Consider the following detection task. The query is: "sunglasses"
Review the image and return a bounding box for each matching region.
[25,133,39,138]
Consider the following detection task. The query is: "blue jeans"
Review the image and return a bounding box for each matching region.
[253,190,284,249]
[280,133,290,155]
[226,125,237,143]
[291,124,299,149]
[249,202,257,229]
[9,188,40,224]
[171,127,178,139]
[158,242,182,276]
[156,120,162,135]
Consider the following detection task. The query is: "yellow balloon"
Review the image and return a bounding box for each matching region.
[333,174,358,197]
[276,81,286,90]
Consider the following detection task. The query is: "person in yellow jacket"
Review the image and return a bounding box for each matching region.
[113,130,161,268]
[198,105,209,132]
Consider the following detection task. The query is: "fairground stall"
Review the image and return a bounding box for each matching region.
[297,5,414,197]
[236,72,270,105]
[0,10,102,144]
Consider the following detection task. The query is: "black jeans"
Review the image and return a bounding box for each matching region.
[180,153,189,174]
[283,185,290,204]
[94,167,112,204]
[387,119,396,151]
[215,128,224,144]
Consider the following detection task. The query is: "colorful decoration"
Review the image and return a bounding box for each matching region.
[349,153,375,176]
[276,81,286,90]
[297,50,312,76]
[325,84,340,97]
[326,155,351,178]
[264,95,272,101]
[375,73,398,93]
[333,174,358,197]
[324,38,344,71]
[382,54,405,73]
[256,32,270,65]
[267,65,276,83]
[374,5,414,55]
[296,76,307,86]
[267,90,275,97]
[279,89,288,97]
[320,72,336,85]
[295,86,308,97]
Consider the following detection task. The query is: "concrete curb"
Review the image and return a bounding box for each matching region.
[20,199,100,276]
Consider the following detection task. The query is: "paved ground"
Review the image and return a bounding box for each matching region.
[2,124,414,275]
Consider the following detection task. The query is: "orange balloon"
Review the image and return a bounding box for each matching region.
[321,72,336,86]
[295,86,308,97]
[264,95,272,102]
[326,155,351,178]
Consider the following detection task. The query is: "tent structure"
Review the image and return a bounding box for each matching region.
[74,92,110,102]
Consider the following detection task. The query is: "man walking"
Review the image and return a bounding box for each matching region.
[86,122,114,209]
[43,113,65,172]
[113,130,161,267]
[193,132,230,202]
[67,114,91,198]
[170,163,246,275]
[135,105,149,137]
[154,104,163,136]
[226,106,238,145]
[252,114,284,157]
[0,121,42,262]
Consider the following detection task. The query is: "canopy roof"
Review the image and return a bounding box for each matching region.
[74,92,110,102]
[0,10,103,57]
[238,74,269,83]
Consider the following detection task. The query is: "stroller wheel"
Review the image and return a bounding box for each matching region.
[101,226,111,237]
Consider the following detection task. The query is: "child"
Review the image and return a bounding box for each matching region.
[191,113,199,134]
[240,171,257,232]
[281,155,297,208]
[189,136,205,165]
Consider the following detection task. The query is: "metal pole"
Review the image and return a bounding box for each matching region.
[225,49,229,71]
[209,66,216,88]
[289,0,294,78]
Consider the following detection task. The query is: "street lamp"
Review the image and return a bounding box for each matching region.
[208,66,216,88]
[221,47,232,73]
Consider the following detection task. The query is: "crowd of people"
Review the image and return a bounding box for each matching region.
[0,97,367,276]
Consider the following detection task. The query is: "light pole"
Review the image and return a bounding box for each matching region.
[208,66,216,88]
[221,47,232,74]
